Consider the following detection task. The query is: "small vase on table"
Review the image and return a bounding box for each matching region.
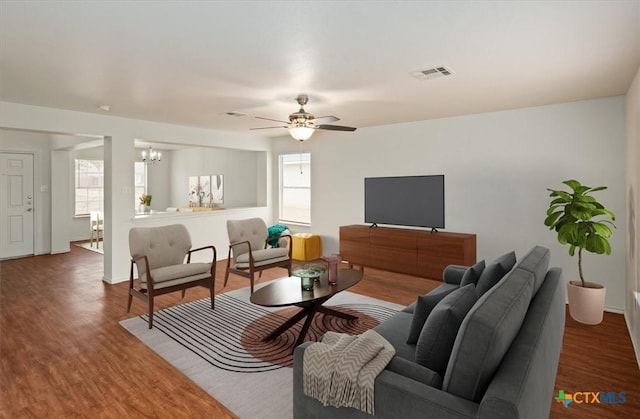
[322,254,342,285]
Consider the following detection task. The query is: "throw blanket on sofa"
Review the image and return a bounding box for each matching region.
[303,329,395,414]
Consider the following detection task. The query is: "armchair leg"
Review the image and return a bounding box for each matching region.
[224,258,231,288]
[127,290,133,312]
[148,297,154,329]
[210,279,215,309]
[181,289,186,299]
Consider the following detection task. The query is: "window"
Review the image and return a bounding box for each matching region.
[74,159,103,216]
[134,161,147,208]
[279,153,311,224]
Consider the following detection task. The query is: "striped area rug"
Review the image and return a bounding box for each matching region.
[120,285,402,419]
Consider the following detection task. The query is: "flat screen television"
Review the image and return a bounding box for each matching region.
[364,175,445,230]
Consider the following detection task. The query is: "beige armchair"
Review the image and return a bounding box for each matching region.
[128,224,216,328]
[224,218,292,293]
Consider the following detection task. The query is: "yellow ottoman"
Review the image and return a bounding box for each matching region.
[292,233,323,261]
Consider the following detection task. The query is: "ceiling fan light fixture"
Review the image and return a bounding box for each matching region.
[253,94,356,138]
[289,125,315,141]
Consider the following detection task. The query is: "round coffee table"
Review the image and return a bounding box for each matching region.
[249,269,363,349]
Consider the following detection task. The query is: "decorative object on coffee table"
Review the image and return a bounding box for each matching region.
[293,265,326,291]
[322,254,343,285]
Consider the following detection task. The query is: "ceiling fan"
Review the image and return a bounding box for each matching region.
[251,95,357,141]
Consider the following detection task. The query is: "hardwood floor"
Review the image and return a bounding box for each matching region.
[1,246,638,418]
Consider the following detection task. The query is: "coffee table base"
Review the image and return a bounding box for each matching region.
[261,299,358,350]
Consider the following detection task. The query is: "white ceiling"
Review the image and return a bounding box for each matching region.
[1,1,639,138]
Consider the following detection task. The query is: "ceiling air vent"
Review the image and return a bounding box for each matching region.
[410,65,454,80]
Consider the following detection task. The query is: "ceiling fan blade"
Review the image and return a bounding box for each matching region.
[317,124,357,132]
[250,126,288,130]
[314,115,340,124]
[255,116,290,124]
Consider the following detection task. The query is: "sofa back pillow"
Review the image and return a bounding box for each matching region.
[475,251,516,297]
[415,284,477,376]
[459,260,486,287]
[442,267,535,402]
[406,287,457,344]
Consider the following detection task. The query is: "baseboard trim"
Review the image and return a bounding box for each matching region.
[623,312,640,370]
[604,306,624,314]
[564,300,624,314]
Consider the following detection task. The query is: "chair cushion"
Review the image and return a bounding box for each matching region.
[459,260,486,287]
[415,284,477,376]
[151,262,211,283]
[235,257,290,269]
[140,262,211,287]
[406,287,457,344]
[143,272,213,290]
[235,247,289,264]
[475,251,516,297]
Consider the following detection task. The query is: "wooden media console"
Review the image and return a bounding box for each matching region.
[339,225,476,280]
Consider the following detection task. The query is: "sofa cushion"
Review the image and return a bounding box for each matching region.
[476,251,516,297]
[415,284,477,376]
[442,266,535,402]
[516,246,550,296]
[406,287,457,344]
[373,312,416,362]
[459,260,486,287]
[386,356,443,389]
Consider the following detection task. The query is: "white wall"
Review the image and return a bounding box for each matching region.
[274,96,627,311]
[625,65,640,365]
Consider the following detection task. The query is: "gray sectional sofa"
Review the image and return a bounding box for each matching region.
[293,246,565,419]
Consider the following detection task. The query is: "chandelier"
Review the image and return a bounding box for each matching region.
[141,147,161,165]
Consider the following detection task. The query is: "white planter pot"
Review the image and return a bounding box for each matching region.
[566,280,606,325]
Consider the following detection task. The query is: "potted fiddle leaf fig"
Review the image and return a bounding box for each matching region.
[544,179,616,324]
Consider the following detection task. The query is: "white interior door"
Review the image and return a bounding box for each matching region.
[0,153,35,258]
